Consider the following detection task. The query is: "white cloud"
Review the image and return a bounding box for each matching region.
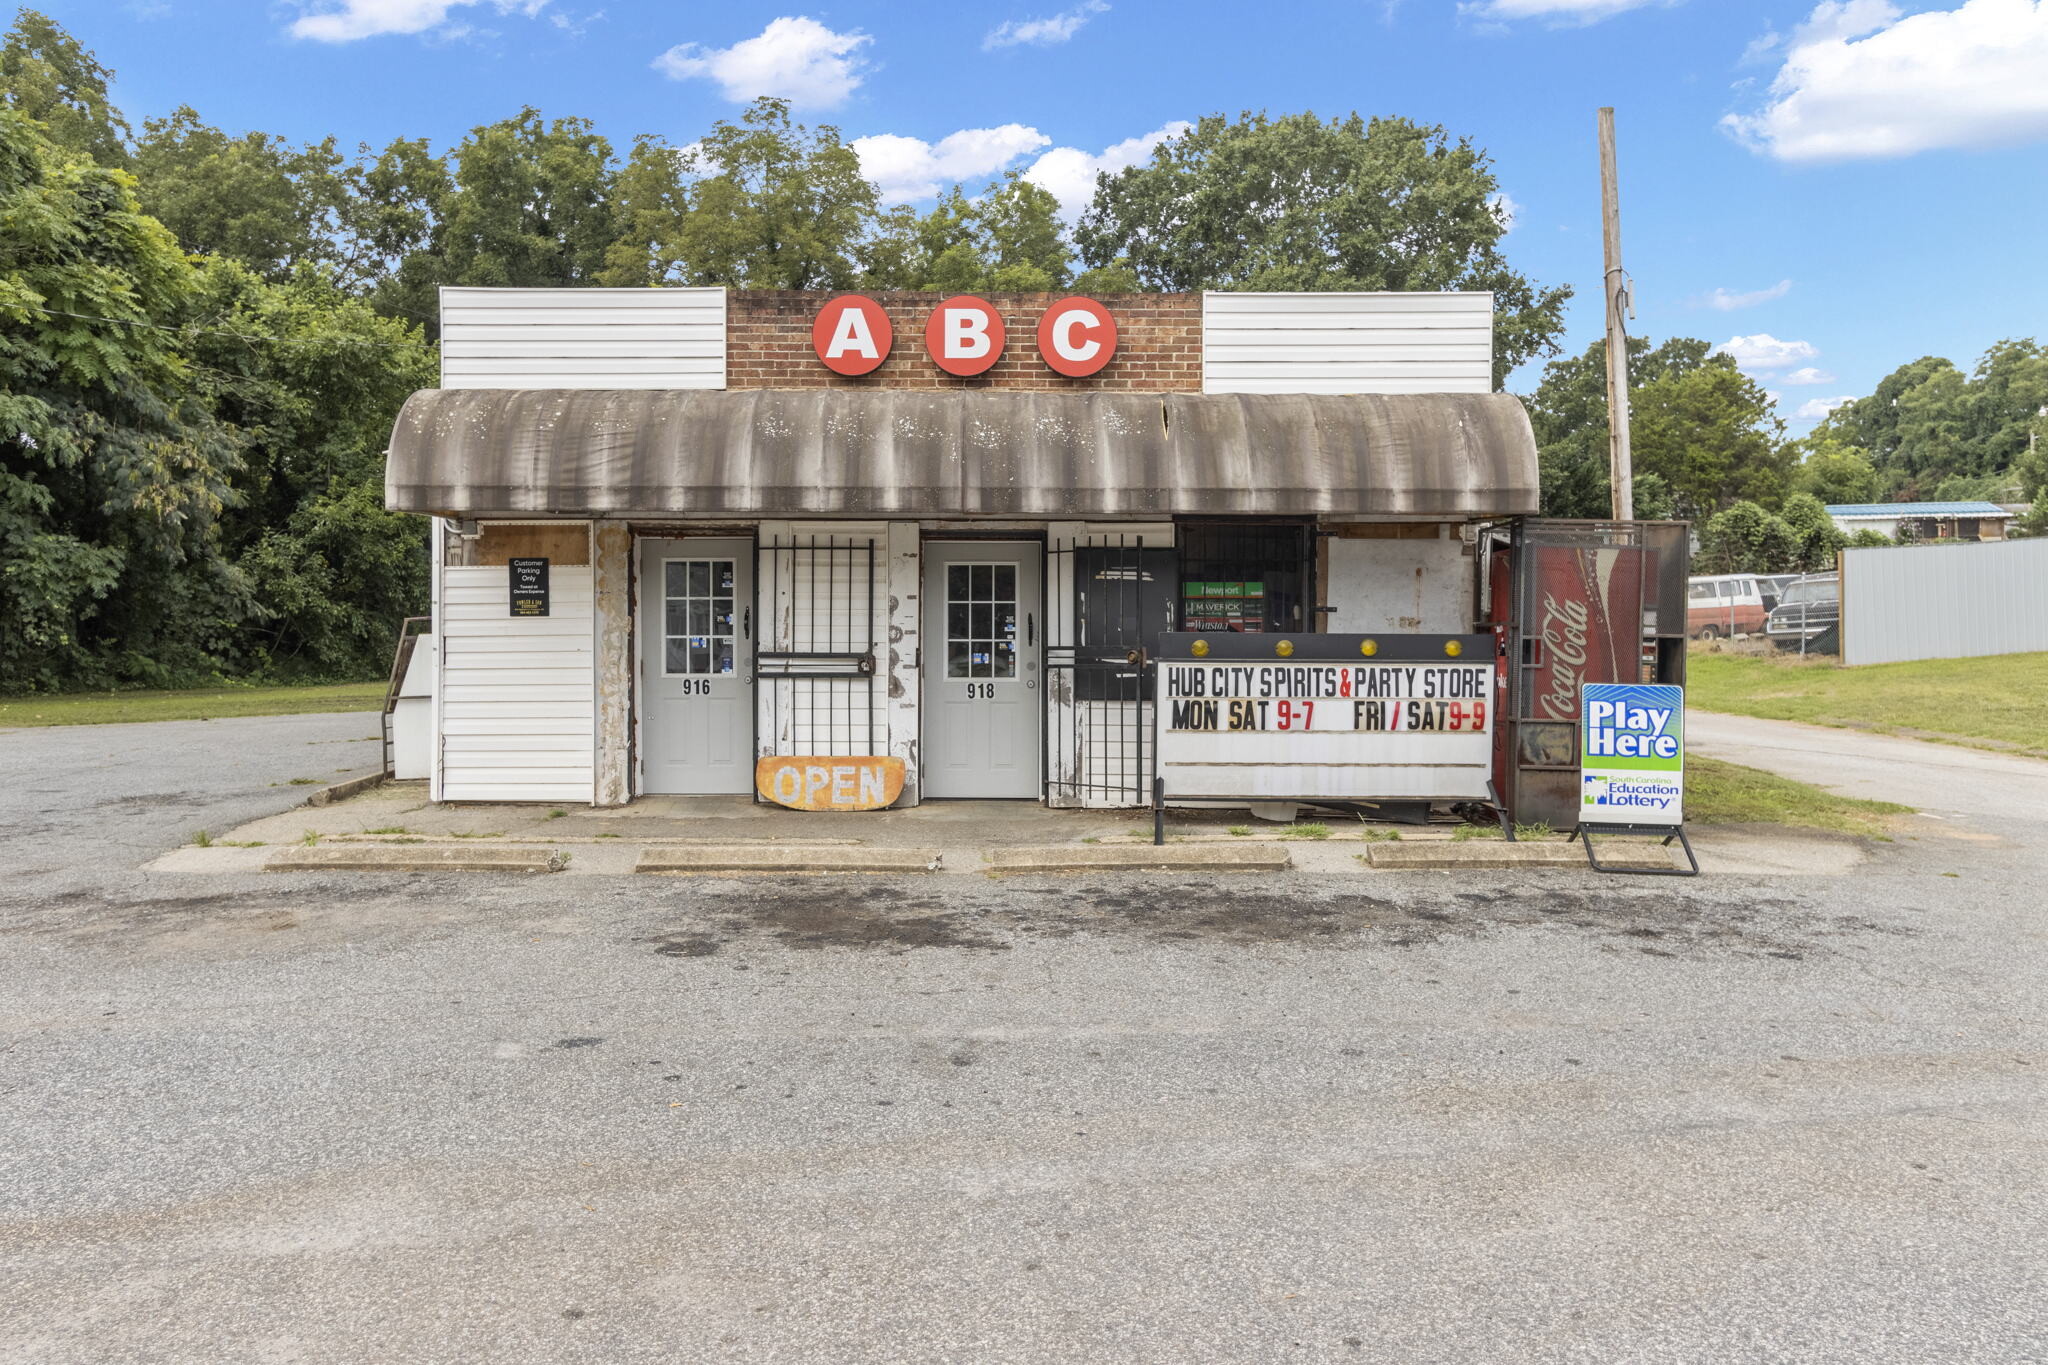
[984,1,1108,50]
[1714,333,1821,370]
[1489,192,1521,233]
[852,126,1052,203]
[1023,121,1192,220]
[1782,366,1837,385]
[1796,395,1856,420]
[290,0,547,41]
[1459,0,1668,24]
[653,16,870,109]
[1724,0,2048,161]
[1704,279,1793,310]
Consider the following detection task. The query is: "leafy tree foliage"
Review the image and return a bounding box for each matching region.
[1075,111,1570,385]
[132,108,353,282]
[1525,335,1785,520]
[862,172,1071,292]
[670,99,876,290]
[0,8,126,165]
[1778,492,1846,571]
[1695,501,1800,576]
[1789,436,1880,505]
[1818,341,2048,499]
[0,108,240,689]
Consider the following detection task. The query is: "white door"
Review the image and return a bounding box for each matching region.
[640,538,753,794]
[922,542,1042,798]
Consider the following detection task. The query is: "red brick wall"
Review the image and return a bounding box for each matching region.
[726,290,1202,393]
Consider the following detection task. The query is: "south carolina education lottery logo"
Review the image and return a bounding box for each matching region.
[1579,683,1685,825]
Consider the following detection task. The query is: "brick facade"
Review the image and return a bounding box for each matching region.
[726,290,1202,393]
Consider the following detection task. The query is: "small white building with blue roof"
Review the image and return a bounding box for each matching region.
[1824,501,2012,542]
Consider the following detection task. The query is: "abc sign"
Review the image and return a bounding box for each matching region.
[811,295,1117,378]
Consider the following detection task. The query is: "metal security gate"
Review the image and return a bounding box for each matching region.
[1047,536,1176,806]
[757,535,881,759]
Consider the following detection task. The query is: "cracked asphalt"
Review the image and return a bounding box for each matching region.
[1,712,2043,1364]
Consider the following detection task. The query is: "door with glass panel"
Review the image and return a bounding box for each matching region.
[921,542,1042,798]
[639,538,752,794]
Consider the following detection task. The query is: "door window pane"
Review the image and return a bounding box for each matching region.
[944,561,1020,680]
[663,558,739,676]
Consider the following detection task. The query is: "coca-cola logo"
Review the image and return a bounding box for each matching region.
[1536,592,1589,721]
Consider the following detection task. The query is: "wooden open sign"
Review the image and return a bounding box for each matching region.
[757,756,904,811]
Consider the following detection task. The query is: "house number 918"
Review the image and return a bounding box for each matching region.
[965,683,997,699]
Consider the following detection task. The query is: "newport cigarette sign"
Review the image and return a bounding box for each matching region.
[1579,683,1684,825]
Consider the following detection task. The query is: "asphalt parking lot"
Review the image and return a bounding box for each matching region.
[1,714,2043,1364]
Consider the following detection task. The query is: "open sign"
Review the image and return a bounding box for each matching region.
[756,755,906,811]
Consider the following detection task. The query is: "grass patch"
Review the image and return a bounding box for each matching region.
[218,840,265,848]
[0,681,386,729]
[546,808,568,820]
[447,831,503,839]
[190,829,212,848]
[362,826,410,835]
[299,830,320,847]
[1451,823,1504,841]
[1687,756,1908,835]
[1357,826,1401,842]
[1227,825,1252,837]
[1687,650,2048,756]
[1279,822,1331,840]
[287,777,322,786]
[1513,821,1555,841]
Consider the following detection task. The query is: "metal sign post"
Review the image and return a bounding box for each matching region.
[1568,681,1698,875]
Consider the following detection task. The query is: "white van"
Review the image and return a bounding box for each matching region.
[1685,574,1767,638]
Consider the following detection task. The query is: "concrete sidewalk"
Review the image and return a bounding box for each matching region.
[1688,710,2048,822]
[141,779,1860,879]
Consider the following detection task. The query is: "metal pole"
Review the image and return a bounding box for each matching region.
[1599,107,1634,522]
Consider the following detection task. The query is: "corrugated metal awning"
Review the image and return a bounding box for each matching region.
[385,388,1538,519]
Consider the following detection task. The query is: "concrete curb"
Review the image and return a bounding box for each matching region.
[985,844,1292,874]
[305,772,387,807]
[635,846,941,874]
[1364,841,1678,872]
[266,844,561,873]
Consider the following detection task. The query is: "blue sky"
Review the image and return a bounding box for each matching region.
[53,0,2048,427]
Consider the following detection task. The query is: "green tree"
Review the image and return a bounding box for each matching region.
[1632,357,1791,517]
[671,98,876,289]
[0,108,242,690]
[1790,436,1880,505]
[0,8,127,165]
[1523,335,1773,519]
[176,259,436,678]
[1075,111,1570,385]
[1778,492,1846,571]
[598,133,691,286]
[1696,501,1800,576]
[373,108,614,335]
[1845,528,1892,548]
[132,107,357,283]
[860,172,1072,292]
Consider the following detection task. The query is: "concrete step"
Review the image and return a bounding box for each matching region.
[1364,840,1679,872]
[635,847,942,874]
[984,844,1292,874]
[266,844,562,873]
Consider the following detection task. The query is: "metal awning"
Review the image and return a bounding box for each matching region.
[385,388,1538,519]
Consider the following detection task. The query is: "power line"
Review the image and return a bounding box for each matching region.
[9,301,435,350]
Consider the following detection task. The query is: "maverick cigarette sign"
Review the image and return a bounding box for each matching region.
[1579,683,1684,825]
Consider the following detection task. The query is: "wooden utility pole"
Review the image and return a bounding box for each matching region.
[1598,107,1633,521]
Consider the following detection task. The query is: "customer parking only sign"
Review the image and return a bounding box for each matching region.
[1580,683,1685,825]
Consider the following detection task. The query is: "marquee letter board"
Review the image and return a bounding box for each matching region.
[509,557,550,617]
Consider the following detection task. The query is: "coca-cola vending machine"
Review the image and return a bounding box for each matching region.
[1484,520,1689,829]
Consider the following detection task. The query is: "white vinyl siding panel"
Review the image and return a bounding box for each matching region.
[1202,291,1493,395]
[439,565,595,802]
[438,287,726,391]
